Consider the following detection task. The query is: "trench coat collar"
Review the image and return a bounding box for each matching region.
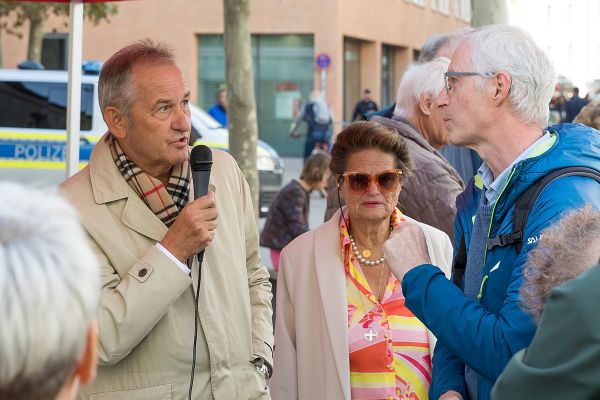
[88,132,215,243]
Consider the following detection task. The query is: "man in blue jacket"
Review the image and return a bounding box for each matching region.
[383,25,600,400]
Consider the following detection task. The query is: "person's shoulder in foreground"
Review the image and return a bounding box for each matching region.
[492,262,600,400]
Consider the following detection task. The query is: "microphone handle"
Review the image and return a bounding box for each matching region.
[192,170,211,199]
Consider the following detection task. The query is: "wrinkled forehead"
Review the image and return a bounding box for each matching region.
[448,40,472,72]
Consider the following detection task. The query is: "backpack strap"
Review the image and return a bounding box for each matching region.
[486,166,600,254]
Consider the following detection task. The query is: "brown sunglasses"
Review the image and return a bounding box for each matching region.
[338,169,402,194]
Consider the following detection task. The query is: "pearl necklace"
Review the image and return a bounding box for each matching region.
[349,235,385,266]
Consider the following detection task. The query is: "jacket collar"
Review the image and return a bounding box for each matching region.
[313,209,351,398]
[88,133,169,242]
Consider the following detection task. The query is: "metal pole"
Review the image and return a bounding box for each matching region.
[320,69,327,98]
[65,0,83,179]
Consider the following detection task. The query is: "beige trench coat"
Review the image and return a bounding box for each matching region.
[61,135,274,400]
[270,210,452,400]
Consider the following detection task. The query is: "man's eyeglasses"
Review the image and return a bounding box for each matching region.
[444,71,495,94]
[338,169,402,194]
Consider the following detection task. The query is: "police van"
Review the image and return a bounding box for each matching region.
[0,67,284,215]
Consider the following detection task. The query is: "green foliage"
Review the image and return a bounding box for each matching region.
[0,2,118,39]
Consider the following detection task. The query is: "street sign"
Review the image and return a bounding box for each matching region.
[315,52,331,70]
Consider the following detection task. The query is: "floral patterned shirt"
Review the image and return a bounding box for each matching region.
[341,208,432,399]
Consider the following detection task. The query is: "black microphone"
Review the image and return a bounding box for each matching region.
[188,145,212,400]
[190,145,212,265]
[190,145,213,199]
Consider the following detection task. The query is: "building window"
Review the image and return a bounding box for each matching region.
[459,0,471,22]
[381,45,396,107]
[438,0,450,15]
[197,34,314,157]
[344,38,362,123]
[452,0,470,20]
[406,0,426,7]
[41,33,68,70]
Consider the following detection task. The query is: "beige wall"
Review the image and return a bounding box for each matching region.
[1,0,468,122]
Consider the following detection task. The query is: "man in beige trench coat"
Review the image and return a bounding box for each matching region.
[61,39,274,400]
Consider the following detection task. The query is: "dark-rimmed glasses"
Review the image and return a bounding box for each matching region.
[338,169,402,194]
[444,71,495,94]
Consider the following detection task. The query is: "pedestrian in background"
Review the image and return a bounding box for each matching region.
[290,90,334,161]
[351,88,378,121]
[208,87,228,127]
[260,150,330,271]
[565,87,589,122]
[0,183,100,400]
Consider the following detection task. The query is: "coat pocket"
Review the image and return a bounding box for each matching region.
[89,383,171,400]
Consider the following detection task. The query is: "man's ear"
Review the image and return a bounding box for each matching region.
[74,319,98,386]
[418,93,433,116]
[103,107,127,139]
[493,71,512,105]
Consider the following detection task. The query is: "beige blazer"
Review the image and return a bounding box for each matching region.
[61,135,274,400]
[270,210,452,400]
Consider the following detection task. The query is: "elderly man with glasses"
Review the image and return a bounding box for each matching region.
[383,24,600,400]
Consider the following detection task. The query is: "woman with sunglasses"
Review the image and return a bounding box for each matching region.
[271,121,453,400]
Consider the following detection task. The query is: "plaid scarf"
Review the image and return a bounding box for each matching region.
[107,134,190,227]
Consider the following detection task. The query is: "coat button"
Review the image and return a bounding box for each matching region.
[138,268,148,277]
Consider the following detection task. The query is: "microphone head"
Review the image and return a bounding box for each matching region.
[190,145,213,171]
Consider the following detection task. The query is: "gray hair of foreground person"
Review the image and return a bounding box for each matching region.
[466,25,556,127]
[0,183,100,400]
[98,39,176,126]
[520,205,600,322]
[393,57,450,120]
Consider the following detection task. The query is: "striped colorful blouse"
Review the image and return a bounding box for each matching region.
[341,208,432,399]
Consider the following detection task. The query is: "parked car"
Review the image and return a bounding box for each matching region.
[0,67,284,215]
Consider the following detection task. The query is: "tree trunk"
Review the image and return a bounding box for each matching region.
[223,0,259,218]
[471,0,508,27]
[27,13,44,62]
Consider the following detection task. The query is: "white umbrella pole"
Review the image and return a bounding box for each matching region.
[65,0,83,179]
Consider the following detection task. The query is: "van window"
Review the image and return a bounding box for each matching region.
[0,81,94,130]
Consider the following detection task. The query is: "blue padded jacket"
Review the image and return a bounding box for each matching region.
[401,123,600,400]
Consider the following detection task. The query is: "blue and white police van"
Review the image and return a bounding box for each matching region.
[0,66,284,215]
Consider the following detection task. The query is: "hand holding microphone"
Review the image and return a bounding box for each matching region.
[160,146,217,263]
